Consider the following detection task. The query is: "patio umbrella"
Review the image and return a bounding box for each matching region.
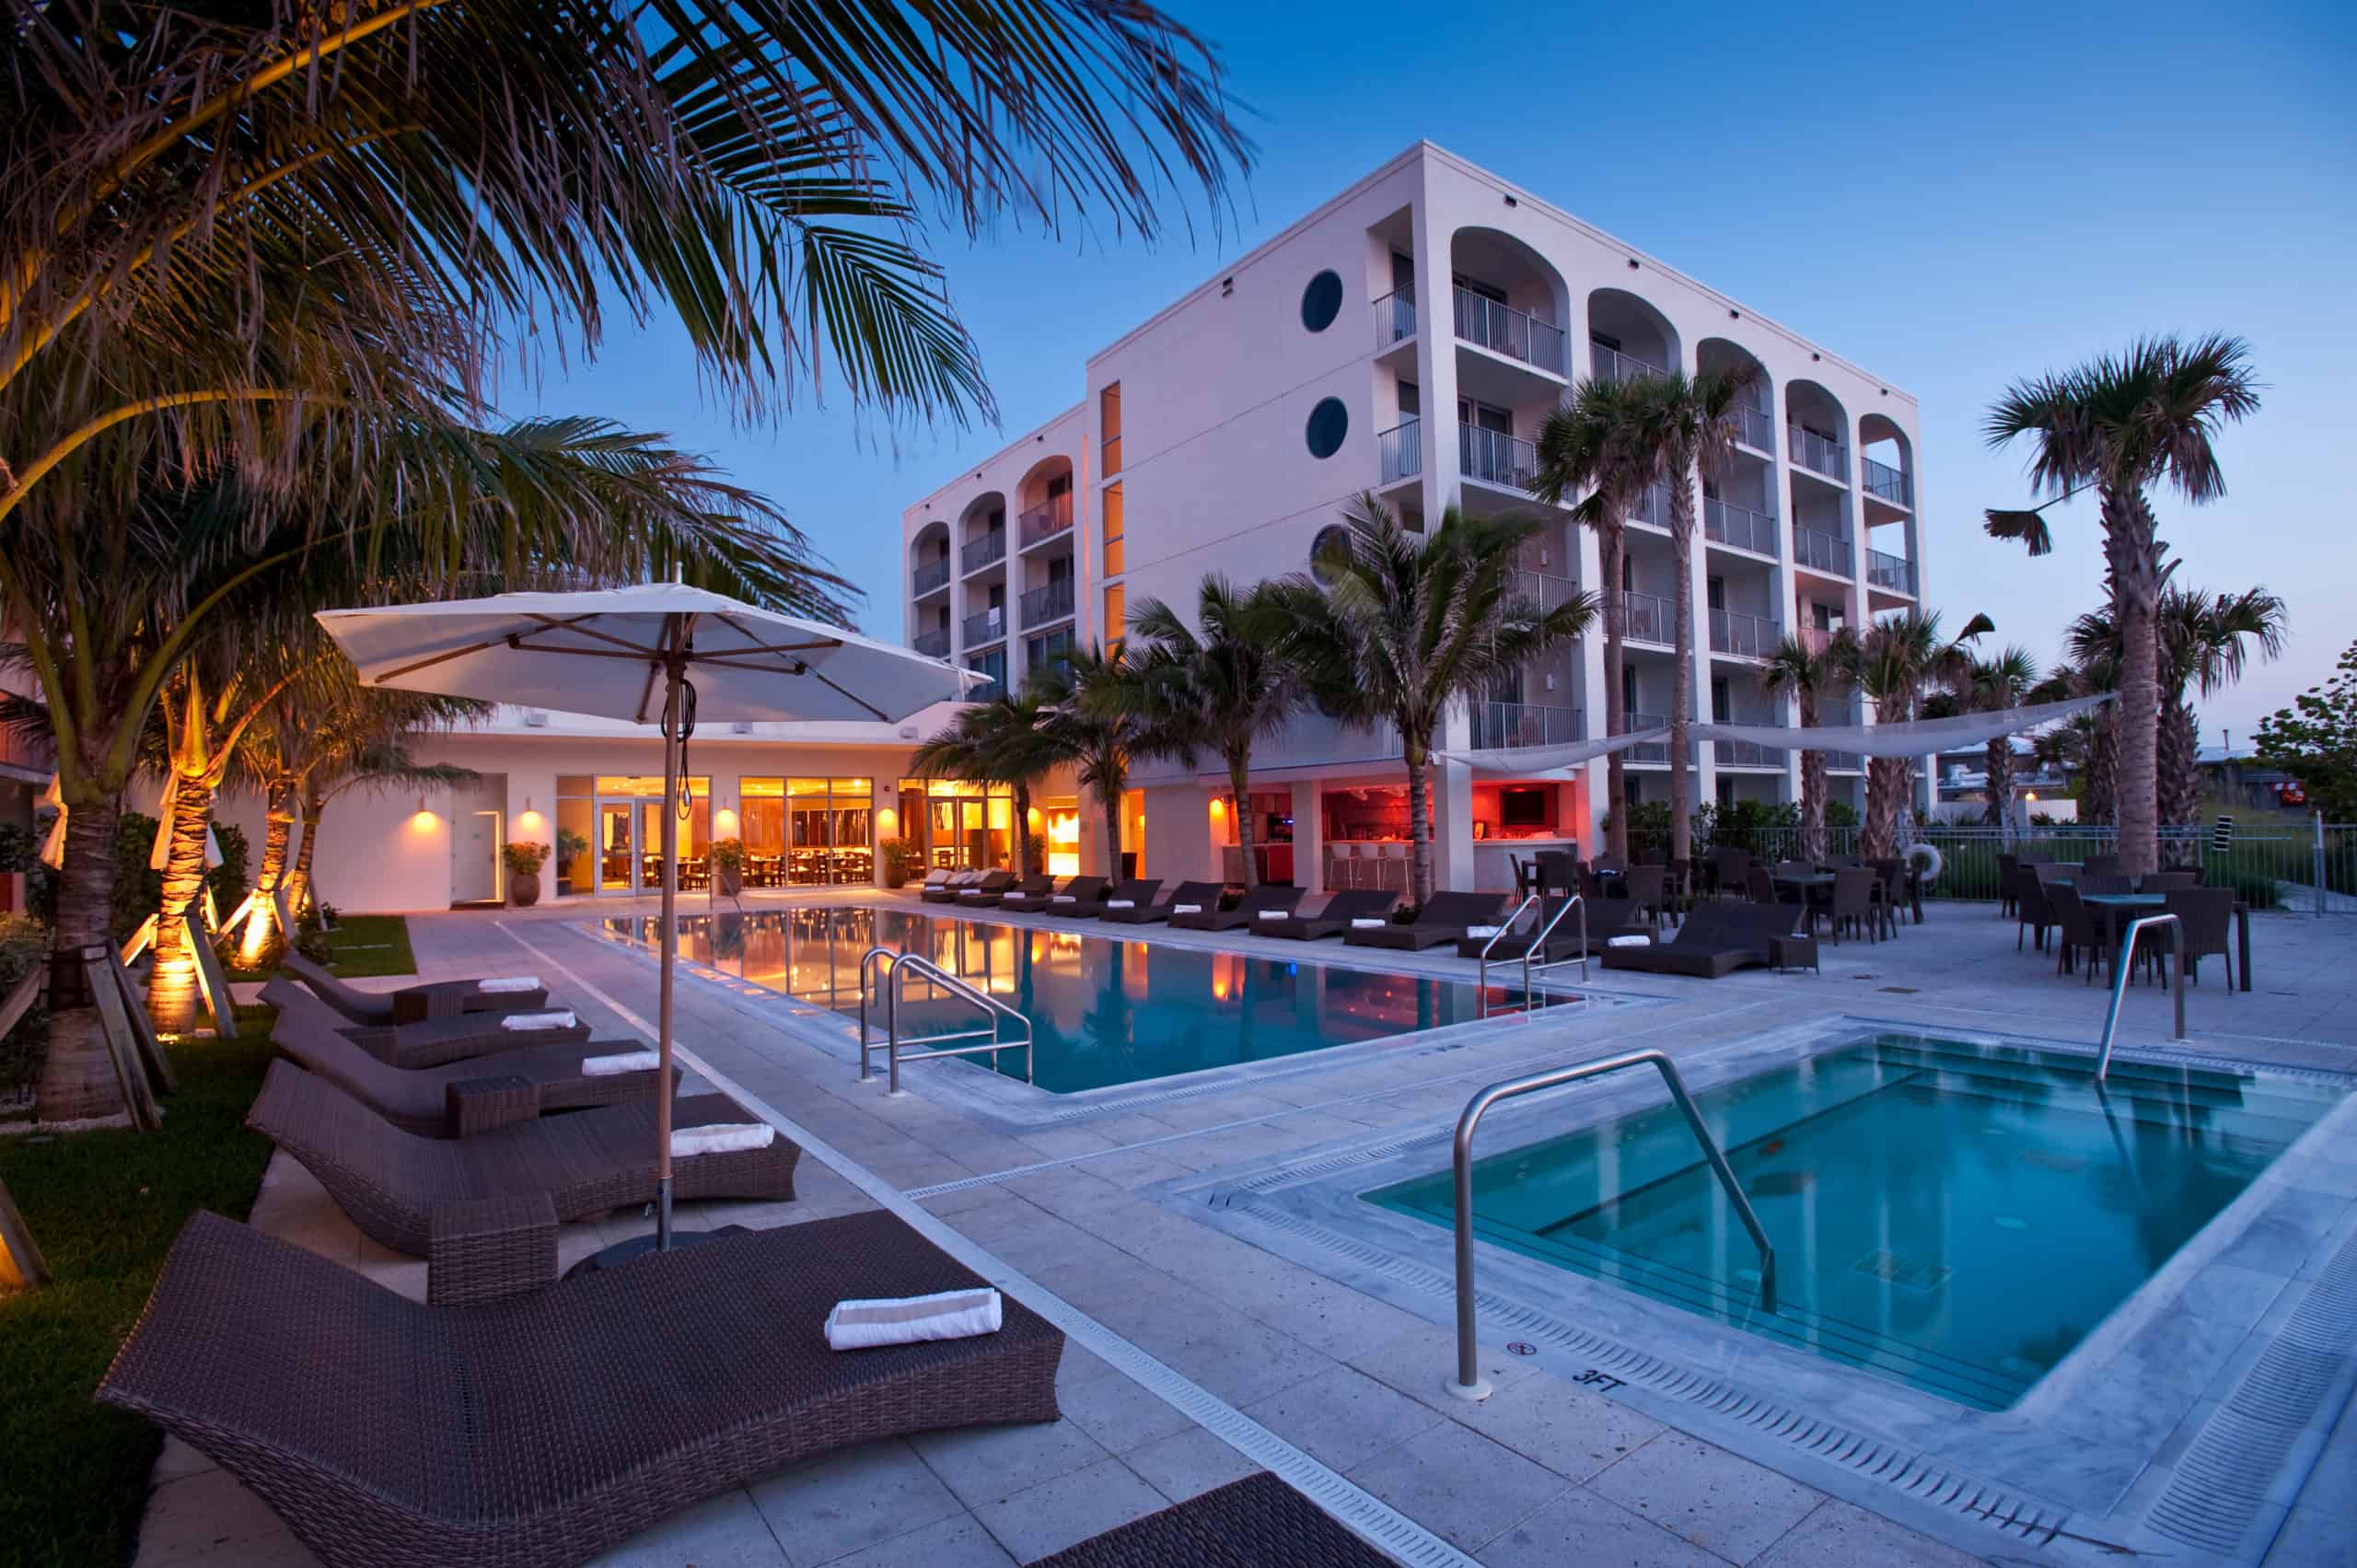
[317,583,975,1249]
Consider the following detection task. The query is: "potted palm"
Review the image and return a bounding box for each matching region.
[710,837,748,898]
[554,827,590,895]
[502,842,552,907]
[879,837,922,889]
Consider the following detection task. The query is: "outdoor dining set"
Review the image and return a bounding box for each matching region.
[2000,854,2253,992]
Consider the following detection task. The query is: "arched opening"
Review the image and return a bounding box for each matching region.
[1783,380,1849,482]
[1695,339,1778,552]
[1585,287,1679,386]
[1014,456,1076,548]
[908,519,953,653]
[1857,412,1913,511]
[1447,226,1570,376]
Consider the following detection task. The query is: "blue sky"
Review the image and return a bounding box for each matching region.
[511,0,2354,742]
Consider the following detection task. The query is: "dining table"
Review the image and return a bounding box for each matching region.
[2079,891,2254,992]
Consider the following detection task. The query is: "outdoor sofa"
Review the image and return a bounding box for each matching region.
[1599,898,1800,978]
[1259,889,1399,941]
[1342,891,1505,951]
[99,1210,1063,1568]
[282,949,548,1025]
[1102,879,1221,925]
[245,1059,799,1266]
[336,1005,593,1072]
[263,981,675,1138]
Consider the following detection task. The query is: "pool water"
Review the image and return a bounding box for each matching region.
[1370,1033,2342,1410]
[604,906,1519,1094]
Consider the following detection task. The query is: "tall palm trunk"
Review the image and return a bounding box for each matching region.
[287,788,326,919]
[1227,752,1259,890]
[2104,486,2166,877]
[2084,709,2118,826]
[1599,525,1629,859]
[1404,749,1434,906]
[146,774,216,1034]
[1863,757,1905,859]
[236,782,298,967]
[1982,738,2014,830]
[37,789,126,1122]
[1666,487,1696,867]
[1097,771,1123,880]
[1796,691,1827,863]
[1012,781,1033,877]
[2159,697,2201,864]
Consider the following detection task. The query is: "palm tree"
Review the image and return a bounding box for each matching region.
[910,691,1056,876]
[1028,645,1144,878]
[1957,647,2042,830]
[287,740,479,924]
[1260,495,1597,905]
[1533,377,1653,858]
[1623,367,1756,865]
[2158,586,2287,844]
[1839,609,1992,857]
[1758,633,1855,862]
[1106,577,1303,889]
[1984,335,2261,876]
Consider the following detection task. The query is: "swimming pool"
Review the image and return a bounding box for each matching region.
[1369,1032,2344,1410]
[602,906,1524,1095]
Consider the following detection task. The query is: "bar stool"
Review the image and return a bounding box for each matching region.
[1379,842,1409,892]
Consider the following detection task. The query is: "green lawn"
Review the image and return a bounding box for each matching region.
[226,912,416,982]
[0,1010,276,1567]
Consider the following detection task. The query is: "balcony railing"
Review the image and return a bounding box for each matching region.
[960,528,1005,573]
[912,627,950,658]
[1621,588,1673,645]
[1018,493,1074,549]
[1703,497,1778,555]
[1454,287,1567,376]
[1621,711,1696,765]
[1379,418,1422,484]
[1020,577,1075,626]
[1469,702,1584,750]
[1822,749,1864,772]
[1731,402,1775,453]
[1025,628,1075,670]
[1861,456,1911,507]
[1713,727,1789,768]
[912,556,952,597]
[965,653,1006,704]
[1591,343,1666,385]
[960,606,1006,645]
[1799,625,1842,657]
[1505,569,1585,614]
[1709,608,1779,659]
[1628,481,1671,528]
[1459,423,1537,492]
[1792,523,1852,576]
[1372,291,1416,348]
[1867,548,1917,596]
[1787,424,1848,481]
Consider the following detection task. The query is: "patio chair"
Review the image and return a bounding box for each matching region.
[1074,878,1159,920]
[1260,889,1399,941]
[1590,854,1626,878]
[2141,870,2199,893]
[2084,853,2123,876]
[921,870,980,904]
[2165,888,2236,988]
[997,875,1066,912]
[1342,891,1505,951]
[1102,879,1219,925]
[244,1060,800,1261]
[1173,881,1302,932]
[262,982,675,1138]
[1709,848,1751,898]
[1040,875,1109,914]
[1868,858,1907,938]
[2044,882,2106,983]
[948,869,1017,906]
[1621,864,1668,934]
[2079,872,2134,896]
[1996,854,2020,917]
[960,871,1039,908]
[1035,1473,1389,1568]
[1747,865,1793,908]
[1454,891,1648,961]
[1827,867,1878,945]
[99,1210,1062,1568]
[1600,899,1798,978]
[2010,867,2053,952]
[343,1006,593,1073]
[281,950,548,1026]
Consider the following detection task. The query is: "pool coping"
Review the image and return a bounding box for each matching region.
[1158,1012,2357,1567]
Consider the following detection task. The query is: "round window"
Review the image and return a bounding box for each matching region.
[1299,270,1343,332]
[1309,523,1352,584]
[1305,397,1348,459]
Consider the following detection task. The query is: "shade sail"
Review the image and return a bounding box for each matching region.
[1434,729,1669,776]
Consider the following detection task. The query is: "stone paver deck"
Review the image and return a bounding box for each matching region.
[134,892,2357,1567]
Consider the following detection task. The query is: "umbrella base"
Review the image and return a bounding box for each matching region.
[565,1225,752,1278]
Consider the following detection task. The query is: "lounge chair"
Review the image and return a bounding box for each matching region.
[995,874,1062,912]
[1600,899,1798,978]
[245,1060,800,1260]
[1085,878,1161,921]
[1453,892,1649,961]
[262,981,676,1138]
[1260,889,1398,941]
[1039,876,1108,914]
[1036,1473,1388,1567]
[922,870,981,904]
[1103,879,1220,925]
[1342,890,1504,951]
[948,869,1016,907]
[282,949,547,1025]
[343,1005,593,1072]
[1171,882,1301,932]
[99,1211,1063,1568]
[914,867,953,898]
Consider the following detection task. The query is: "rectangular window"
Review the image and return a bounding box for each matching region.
[1100,382,1122,476]
[1102,482,1124,577]
[1026,626,1075,671]
[1390,250,1415,293]
[1397,379,1420,418]
[1706,575,1726,611]
[1103,583,1126,648]
[1711,677,1731,722]
[554,775,594,896]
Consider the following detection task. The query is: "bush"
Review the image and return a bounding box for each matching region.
[500,840,551,877]
[0,912,50,1103]
[111,810,164,945]
[206,819,250,917]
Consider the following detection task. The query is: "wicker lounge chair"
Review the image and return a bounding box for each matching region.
[263,981,675,1138]
[1260,889,1398,941]
[1453,892,1648,960]
[245,1060,799,1262]
[1039,876,1108,914]
[1171,882,1301,932]
[1086,879,1161,921]
[959,871,1039,908]
[1035,1472,1388,1567]
[1599,899,1798,978]
[998,875,1065,912]
[282,950,547,1026]
[342,1006,593,1072]
[922,870,982,904]
[1103,879,1219,925]
[914,867,953,897]
[948,869,1017,907]
[99,1210,1063,1568]
[1342,890,1504,951]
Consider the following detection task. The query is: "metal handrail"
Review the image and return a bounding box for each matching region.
[1476,893,1538,1014]
[857,946,1035,1094]
[1448,1048,1776,1400]
[2095,914,2186,1081]
[1477,893,1590,1019]
[1523,892,1589,994]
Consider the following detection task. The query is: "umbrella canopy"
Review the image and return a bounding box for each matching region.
[316,583,974,1251]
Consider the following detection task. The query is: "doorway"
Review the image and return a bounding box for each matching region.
[452,810,503,906]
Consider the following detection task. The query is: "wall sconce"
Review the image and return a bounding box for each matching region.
[1208,796,1226,818]
[877,806,899,834]
[715,807,738,834]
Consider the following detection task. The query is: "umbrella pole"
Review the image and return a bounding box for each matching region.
[656,665,681,1250]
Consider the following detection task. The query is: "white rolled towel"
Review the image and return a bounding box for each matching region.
[1051,894,1077,903]
[1608,935,1652,948]
[672,1122,775,1157]
[581,1050,660,1077]
[827,1286,1002,1352]
[500,1009,577,1031]
[957,888,983,897]
[1255,908,1288,920]
[1172,903,1202,915]
[1464,924,1502,939]
[476,975,542,994]
[1106,899,1134,910]
[1350,917,1387,930]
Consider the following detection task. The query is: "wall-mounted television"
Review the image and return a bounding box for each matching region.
[1499,787,1549,828]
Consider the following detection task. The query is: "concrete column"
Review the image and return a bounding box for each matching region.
[1411,195,1460,528]
[1290,780,1324,891]
[1431,758,1477,893]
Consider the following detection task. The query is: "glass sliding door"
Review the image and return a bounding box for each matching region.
[591,774,709,894]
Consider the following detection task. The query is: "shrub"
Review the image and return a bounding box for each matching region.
[708,838,747,874]
[112,810,164,945]
[205,820,250,920]
[0,912,50,1102]
[500,841,551,877]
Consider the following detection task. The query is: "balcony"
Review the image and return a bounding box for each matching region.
[1628,481,1671,528]
[1792,523,1852,576]
[1592,343,1666,386]
[1020,577,1075,626]
[1713,727,1789,768]
[1025,627,1075,671]
[960,528,1005,574]
[1459,423,1537,492]
[1372,291,1416,348]
[1018,494,1074,549]
[965,653,1007,705]
[1379,419,1422,484]
[960,606,1006,646]
[1469,701,1584,750]
[912,556,952,597]
[1862,456,1911,508]
[1867,548,1916,597]
[1709,608,1779,660]
[911,627,950,658]
[1787,424,1848,482]
[1622,588,1673,645]
[1454,287,1567,376]
[1505,568,1585,615]
[1703,497,1778,555]
[1731,403,1775,453]
[1621,711,1693,766]
[1799,625,1842,657]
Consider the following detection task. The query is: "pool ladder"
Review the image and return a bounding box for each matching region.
[856,946,1034,1095]
[1475,892,1586,1019]
[1446,1049,1777,1400]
